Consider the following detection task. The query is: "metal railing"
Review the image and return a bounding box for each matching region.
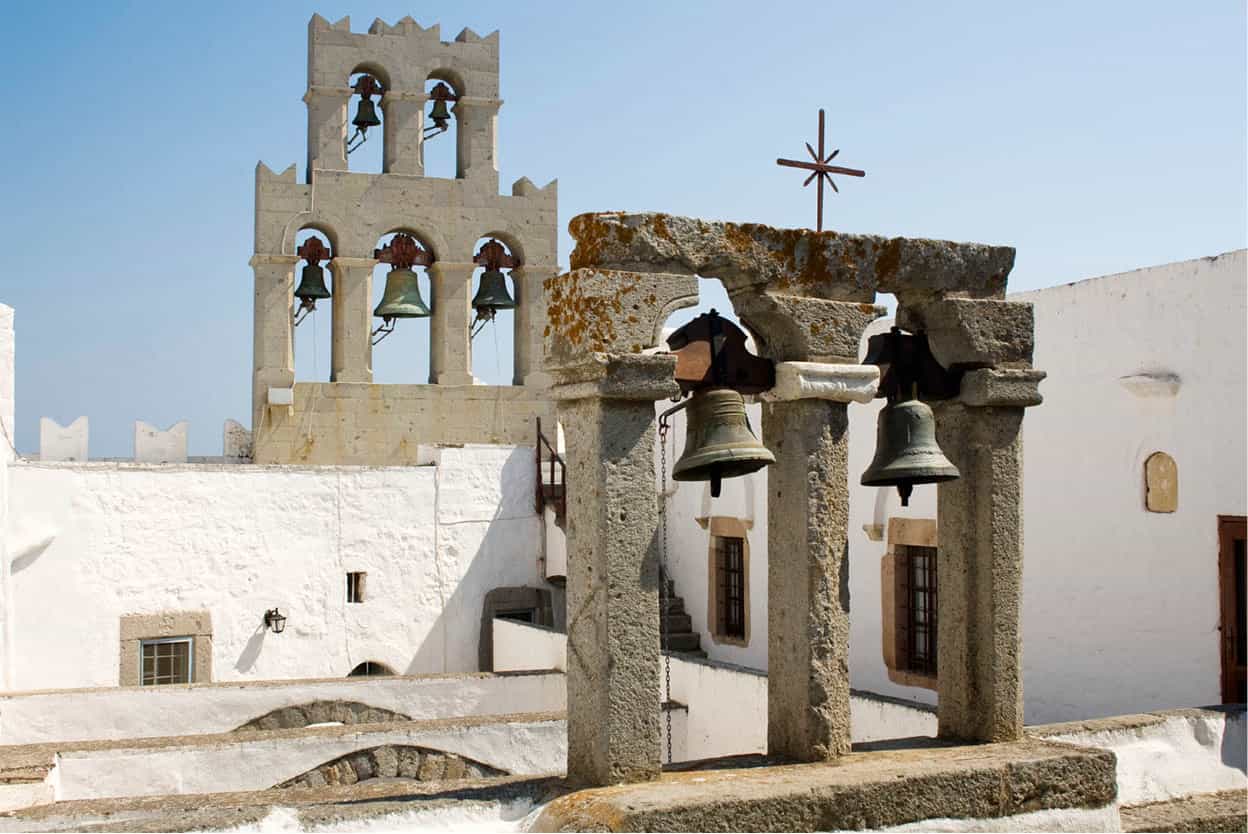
[535,417,566,524]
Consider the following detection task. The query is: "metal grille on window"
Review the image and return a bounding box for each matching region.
[141,638,192,686]
[716,536,746,639]
[898,545,937,676]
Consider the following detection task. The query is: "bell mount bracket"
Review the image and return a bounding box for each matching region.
[666,309,775,398]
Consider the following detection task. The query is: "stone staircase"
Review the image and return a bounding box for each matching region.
[660,573,706,659]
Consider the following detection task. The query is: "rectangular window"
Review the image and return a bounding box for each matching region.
[347,572,366,603]
[898,544,938,676]
[140,637,192,686]
[716,536,746,640]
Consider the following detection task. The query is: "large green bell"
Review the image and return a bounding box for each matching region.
[471,269,517,317]
[373,268,431,319]
[293,262,331,303]
[861,398,960,506]
[352,97,381,130]
[672,388,775,498]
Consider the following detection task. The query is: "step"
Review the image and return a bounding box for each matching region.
[662,633,701,652]
[1120,789,1247,833]
[660,598,686,615]
[662,613,693,634]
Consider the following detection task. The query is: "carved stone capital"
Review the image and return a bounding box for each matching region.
[958,368,1046,408]
[550,354,679,403]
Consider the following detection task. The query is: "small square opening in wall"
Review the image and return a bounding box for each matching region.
[140,637,192,686]
[347,572,367,603]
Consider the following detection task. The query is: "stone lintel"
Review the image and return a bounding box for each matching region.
[959,368,1046,408]
[568,212,1014,301]
[329,256,378,269]
[734,293,883,363]
[534,739,1118,832]
[550,354,679,403]
[760,362,879,403]
[897,297,1035,369]
[543,269,697,366]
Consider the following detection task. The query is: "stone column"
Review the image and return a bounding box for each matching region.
[329,258,375,384]
[454,98,500,191]
[552,354,679,787]
[429,262,475,386]
[381,91,424,176]
[512,263,556,388]
[304,87,350,175]
[933,368,1044,743]
[250,255,298,435]
[760,363,878,761]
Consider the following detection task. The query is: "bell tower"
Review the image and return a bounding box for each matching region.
[250,14,558,465]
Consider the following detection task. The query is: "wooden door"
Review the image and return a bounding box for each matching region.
[1219,515,1246,704]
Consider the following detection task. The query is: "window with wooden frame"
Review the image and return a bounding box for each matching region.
[1219,515,1246,704]
[140,637,193,686]
[706,516,751,645]
[882,517,938,690]
[347,571,367,603]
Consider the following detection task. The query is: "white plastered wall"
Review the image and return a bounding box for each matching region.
[0,304,13,690]
[4,444,543,691]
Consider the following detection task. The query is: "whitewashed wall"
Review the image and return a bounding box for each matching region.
[1014,250,1247,722]
[4,445,543,691]
[0,670,565,745]
[656,400,769,671]
[0,304,12,691]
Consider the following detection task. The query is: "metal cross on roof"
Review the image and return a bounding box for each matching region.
[776,109,866,232]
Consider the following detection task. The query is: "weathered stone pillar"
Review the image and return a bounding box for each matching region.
[552,355,679,787]
[760,362,878,761]
[429,262,474,386]
[303,86,349,176]
[513,263,556,388]
[381,92,424,175]
[329,258,374,383]
[454,98,500,190]
[933,369,1044,742]
[250,255,298,433]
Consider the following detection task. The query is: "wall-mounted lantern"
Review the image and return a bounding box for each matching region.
[470,239,519,338]
[263,608,287,634]
[372,234,433,345]
[347,75,383,154]
[293,236,332,326]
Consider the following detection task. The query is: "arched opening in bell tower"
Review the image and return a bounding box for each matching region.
[292,226,335,382]
[469,234,520,386]
[346,68,388,173]
[370,230,434,384]
[422,71,463,180]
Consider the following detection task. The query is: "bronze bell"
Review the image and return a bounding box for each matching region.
[471,269,517,319]
[672,388,775,498]
[373,268,431,320]
[293,262,331,304]
[861,398,959,506]
[352,97,381,131]
[428,97,452,130]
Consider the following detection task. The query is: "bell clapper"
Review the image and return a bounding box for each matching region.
[293,298,316,327]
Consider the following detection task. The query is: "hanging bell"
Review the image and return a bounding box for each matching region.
[373,268,431,319]
[293,262,331,304]
[861,398,960,506]
[428,97,452,130]
[352,97,381,131]
[471,269,517,318]
[672,388,775,498]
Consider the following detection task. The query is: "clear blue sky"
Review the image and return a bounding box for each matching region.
[1,1,1243,456]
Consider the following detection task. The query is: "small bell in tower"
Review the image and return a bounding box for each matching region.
[370,234,433,345]
[860,327,961,506]
[347,75,383,154]
[293,236,332,326]
[470,240,519,338]
[424,83,458,138]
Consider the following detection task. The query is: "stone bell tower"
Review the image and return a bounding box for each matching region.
[250,14,557,465]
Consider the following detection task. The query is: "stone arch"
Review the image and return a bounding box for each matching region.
[295,221,340,258]
[427,67,467,97]
[233,700,411,732]
[275,745,505,789]
[348,61,392,91]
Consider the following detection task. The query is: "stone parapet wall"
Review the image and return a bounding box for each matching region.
[253,382,555,464]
